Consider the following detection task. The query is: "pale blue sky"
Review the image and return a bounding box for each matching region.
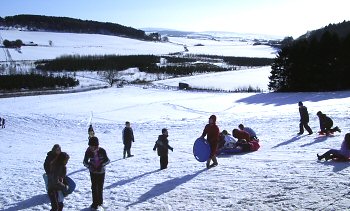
[1,0,350,37]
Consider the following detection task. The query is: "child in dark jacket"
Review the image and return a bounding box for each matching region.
[83,137,110,210]
[48,152,70,211]
[316,111,341,135]
[153,128,173,170]
[122,121,135,158]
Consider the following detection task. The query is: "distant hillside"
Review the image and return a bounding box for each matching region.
[299,20,350,40]
[0,14,153,40]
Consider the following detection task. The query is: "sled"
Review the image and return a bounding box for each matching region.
[43,173,76,196]
[193,137,211,162]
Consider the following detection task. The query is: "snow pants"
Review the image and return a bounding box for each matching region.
[160,155,168,169]
[90,172,105,206]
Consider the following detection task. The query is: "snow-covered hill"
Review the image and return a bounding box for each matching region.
[1,29,350,211]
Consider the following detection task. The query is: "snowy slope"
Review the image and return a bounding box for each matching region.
[1,30,350,211]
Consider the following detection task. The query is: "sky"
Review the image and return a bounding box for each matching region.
[1,0,350,38]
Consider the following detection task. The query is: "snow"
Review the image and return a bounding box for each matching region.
[1,29,350,211]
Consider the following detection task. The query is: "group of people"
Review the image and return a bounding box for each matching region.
[43,109,347,210]
[0,117,5,128]
[199,115,260,169]
[298,101,341,135]
[298,101,349,161]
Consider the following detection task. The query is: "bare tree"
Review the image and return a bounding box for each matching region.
[99,70,120,87]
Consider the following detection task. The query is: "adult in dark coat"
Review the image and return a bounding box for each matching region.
[44,144,62,175]
[153,128,173,170]
[200,115,220,169]
[298,101,313,135]
[317,111,341,134]
[83,137,110,210]
[48,152,69,211]
[122,121,134,158]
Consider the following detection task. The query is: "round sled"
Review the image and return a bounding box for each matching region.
[63,176,76,195]
[43,174,76,196]
[193,138,211,162]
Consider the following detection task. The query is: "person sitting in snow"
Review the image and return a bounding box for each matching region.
[232,129,250,142]
[238,124,258,140]
[316,111,341,135]
[153,128,173,170]
[219,130,237,149]
[47,152,70,211]
[317,133,350,161]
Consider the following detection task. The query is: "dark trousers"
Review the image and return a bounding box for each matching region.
[48,190,63,211]
[90,172,105,206]
[321,149,347,160]
[160,155,168,169]
[123,142,132,157]
[299,122,312,134]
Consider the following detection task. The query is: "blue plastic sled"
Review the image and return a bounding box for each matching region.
[193,138,211,162]
[43,173,76,196]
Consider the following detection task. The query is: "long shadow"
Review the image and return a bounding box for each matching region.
[272,135,305,148]
[317,160,350,172]
[127,168,206,208]
[3,194,49,211]
[235,91,350,106]
[300,136,329,147]
[105,169,160,190]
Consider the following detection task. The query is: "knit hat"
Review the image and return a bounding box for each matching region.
[298,101,303,106]
[316,111,322,116]
[88,136,99,146]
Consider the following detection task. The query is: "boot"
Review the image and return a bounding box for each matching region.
[206,159,211,169]
[127,149,133,157]
[317,154,323,161]
[212,156,218,166]
[123,150,126,159]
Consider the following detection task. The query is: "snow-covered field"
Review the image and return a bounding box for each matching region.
[1,29,350,211]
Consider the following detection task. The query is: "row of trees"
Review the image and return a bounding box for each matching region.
[0,15,156,41]
[0,74,79,90]
[269,31,350,92]
[2,39,23,48]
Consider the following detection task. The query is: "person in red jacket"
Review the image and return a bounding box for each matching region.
[200,115,220,169]
[232,129,250,141]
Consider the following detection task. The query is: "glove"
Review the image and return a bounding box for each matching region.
[170,148,174,152]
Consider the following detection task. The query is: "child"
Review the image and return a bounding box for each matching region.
[317,133,350,161]
[153,128,173,170]
[122,121,135,158]
[47,152,70,211]
[83,136,110,210]
[200,115,220,169]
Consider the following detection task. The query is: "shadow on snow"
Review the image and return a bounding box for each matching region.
[2,194,49,211]
[126,168,207,208]
[235,91,350,106]
[317,160,350,172]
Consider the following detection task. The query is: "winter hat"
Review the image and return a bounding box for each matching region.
[222,130,228,135]
[209,115,216,122]
[162,128,168,134]
[88,136,99,146]
[298,101,303,106]
[316,111,322,116]
[51,144,61,152]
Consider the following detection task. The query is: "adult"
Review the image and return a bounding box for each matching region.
[316,111,341,135]
[83,137,110,210]
[232,129,250,142]
[47,152,70,211]
[200,115,220,169]
[297,101,313,135]
[317,133,350,161]
[44,144,62,175]
[122,121,135,158]
[238,124,258,140]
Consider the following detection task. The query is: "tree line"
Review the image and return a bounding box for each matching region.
[35,54,271,75]
[269,30,350,92]
[0,15,157,41]
[0,74,79,90]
